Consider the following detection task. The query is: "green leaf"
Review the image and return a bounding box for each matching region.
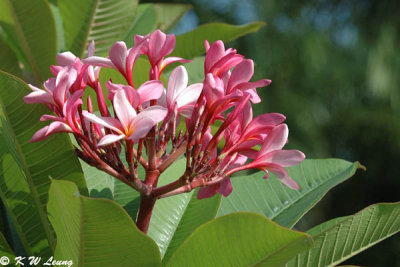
[152,3,191,33]
[123,4,157,47]
[48,179,161,267]
[0,71,87,256]
[146,159,221,261]
[286,202,400,267]
[166,212,313,267]
[0,0,57,84]
[0,232,18,265]
[218,159,363,228]
[57,0,138,57]
[0,39,21,78]
[171,22,265,59]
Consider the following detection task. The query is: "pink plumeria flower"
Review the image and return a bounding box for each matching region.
[30,90,84,142]
[225,59,271,103]
[84,39,147,86]
[204,40,244,77]
[83,90,167,146]
[227,124,305,190]
[106,80,164,108]
[158,66,202,118]
[24,65,78,111]
[136,30,191,79]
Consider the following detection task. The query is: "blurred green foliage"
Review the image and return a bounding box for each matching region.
[144,0,400,265]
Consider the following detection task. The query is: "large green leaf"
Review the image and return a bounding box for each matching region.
[0,0,56,84]
[171,22,265,59]
[57,0,138,57]
[0,71,87,256]
[146,159,221,262]
[0,39,21,78]
[47,179,161,267]
[287,202,400,267]
[152,3,191,33]
[166,212,313,267]
[218,159,363,228]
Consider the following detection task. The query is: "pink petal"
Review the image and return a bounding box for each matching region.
[137,105,168,124]
[137,80,164,105]
[259,124,289,155]
[197,184,219,199]
[83,56,115,68]
[148,30,166,65]
[159,57,192,73]
[24,90,54,105]
[82,111,122,133]
[97,134,125,146]
[219,178,233,197]
[176,83,203,108]
[245,88,261,104]
[167,66,188,108]
[160,34,176,58]
[128,116,155,142]
[264,150,305,167]
[243,113,286,138]
[266,163,299,190]
[236,79,272,91]
[113,90,136,132]
[30,126,50,142]
[109,41,127,74]
[54,67,77,107]
[46,121,73,136]
[204,40,225,73]
[57,52,76,66]
[227,59,254,92]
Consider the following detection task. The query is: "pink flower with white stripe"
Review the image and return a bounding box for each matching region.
[83,90,167,146]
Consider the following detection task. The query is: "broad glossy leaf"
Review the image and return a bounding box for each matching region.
[153,3,191,32]
[218,159,363,228]
[0,71,87,256]
[57,0,138,57]
[287,202,400,267]
[0,39,21,77]
[166,212,313,267]
[171,22,265,59]
[147,159,221,260]
[0,0,56,84]
[48,179,161,267]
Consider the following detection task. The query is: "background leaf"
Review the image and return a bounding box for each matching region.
[152,3,191,33]
[166,212,313,267]
[171,22,265,59]
[146,159,221,261]
[0,0,56,84]
[218,159,363,228]
[0,39,21,78]
[57,0,138,57]
[0,232,18,265]
[0,71,87,256]
[48,179,161,267]
[287,202,400,267]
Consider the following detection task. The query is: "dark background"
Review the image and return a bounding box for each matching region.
[145,0,400,265]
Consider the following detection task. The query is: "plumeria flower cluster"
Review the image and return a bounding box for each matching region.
[24,29,305,232]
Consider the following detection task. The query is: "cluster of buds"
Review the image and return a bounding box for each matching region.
[24,29,305,225]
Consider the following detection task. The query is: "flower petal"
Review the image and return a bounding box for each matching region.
[197,183,219,199]
[176,83,203,108]
[83,56,115,68]
[56,52,76,66]
[167,66,188,108]
[227,59,254,92]
[109,41,127,74]
[98,134,125,146]
[137,80,164,104]
[264,150,305,167]
[218,178,233,197]
[266,163,299,190]
[82,111,122,133]
[148,30,166,64]
[113,90,136,131]
[259,124,288,156]
[204,40,225,73]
